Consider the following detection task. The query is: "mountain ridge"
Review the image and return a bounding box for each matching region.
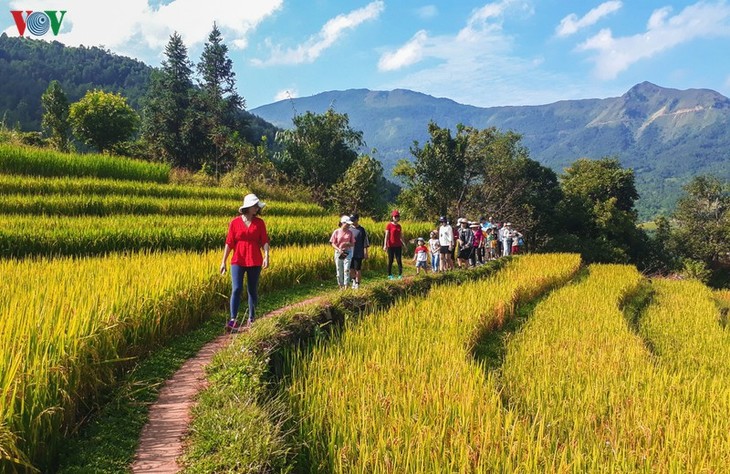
[251,82,730,218]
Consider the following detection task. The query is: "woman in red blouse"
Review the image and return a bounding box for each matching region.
[383,209,407,279]
[220,193,270,331]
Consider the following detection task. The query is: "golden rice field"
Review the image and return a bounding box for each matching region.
[289,254,581,472]
[0,193,328,217]
[284,262,730,473]
[0,174,245,199]
[0,244,389,468]
[0,214,433,258]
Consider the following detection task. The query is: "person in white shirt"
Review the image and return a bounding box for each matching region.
[501,222,513,257]
[437,216,454,271]
[428,230,440,272]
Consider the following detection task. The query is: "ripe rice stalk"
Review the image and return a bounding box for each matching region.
[289,254,580,472]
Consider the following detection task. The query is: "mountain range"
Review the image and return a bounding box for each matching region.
[252,83,730,219]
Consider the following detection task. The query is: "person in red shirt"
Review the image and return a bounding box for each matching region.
[383,209,407,279]
[220,193,270,331]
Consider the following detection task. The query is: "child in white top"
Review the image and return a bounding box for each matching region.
[413,237,428,275]
[428,230,440,273]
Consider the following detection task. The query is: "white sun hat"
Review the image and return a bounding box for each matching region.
[340,215,353,224]
[239,193,266,212]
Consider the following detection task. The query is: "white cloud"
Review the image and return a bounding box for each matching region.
[556,1,622,37]
[577,2,730,79]
[416,5,438,20]
[378,0,519,73]
[378,30,428,71]
[3,0,282,59]
[252,0,384,66]
[274,88,298,101]
[377,0,572,106]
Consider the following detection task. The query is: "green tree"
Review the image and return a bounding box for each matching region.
[394,122,466,218]
[329,154,387,218]
[41,80,71,152]
[395,123,561,248]
[672,175,730,264]
[555,157,643,262]
[275,108,364,203]
[69,90,139,153]
[142,32,196,168]
[195,23,245,177]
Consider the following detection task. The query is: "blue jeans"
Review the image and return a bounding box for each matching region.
[230,265,261,322]
[431,253,440,271]
[334,250,352,287]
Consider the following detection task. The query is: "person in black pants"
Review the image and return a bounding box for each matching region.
[383,209,407,279]
[348,214,369,289]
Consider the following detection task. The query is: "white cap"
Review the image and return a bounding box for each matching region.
[239,193,266,212]
[340,215,353,224]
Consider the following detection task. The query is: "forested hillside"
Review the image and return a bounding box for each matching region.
[0,33,150,130]
[0,34,277,144]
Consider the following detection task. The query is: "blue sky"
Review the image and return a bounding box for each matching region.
[4,0,730,108]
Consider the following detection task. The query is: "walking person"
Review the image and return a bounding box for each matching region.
[413,237,428,275]
[220,193,270,331]
[457,218,474,268]
[437,216,453,271]
[470,222,483,266]
[512,229,523,255]
[383,209,407,279]
[348,214,369,289]
[502,222,513,257]
[330,215,355,289]
[428,229,440,273]
[486,228,498,260]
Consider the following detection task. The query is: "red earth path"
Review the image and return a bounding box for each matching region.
[130,295,326,473]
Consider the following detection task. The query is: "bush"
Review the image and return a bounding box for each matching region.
[680,258,712,283]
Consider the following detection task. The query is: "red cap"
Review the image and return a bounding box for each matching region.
[391,209,400,217]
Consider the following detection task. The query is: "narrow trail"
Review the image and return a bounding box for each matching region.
[130,294,328,473]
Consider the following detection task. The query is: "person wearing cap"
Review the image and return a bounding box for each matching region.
[412,237,428,275]
[383,209,407,279]
[348,214,369,289]
[456,218,474,268]
[330,215,355,289]
[220,193,270,331]
[437,216,453,271]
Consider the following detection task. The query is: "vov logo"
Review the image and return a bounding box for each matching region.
[10,10,67,37]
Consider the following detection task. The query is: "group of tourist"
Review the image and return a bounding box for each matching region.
[430,215,524,272]
[219,194,525,331]
[329,210,525,288]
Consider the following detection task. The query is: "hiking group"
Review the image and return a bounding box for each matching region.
[329,209,525,288]
[220,194,525,331]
